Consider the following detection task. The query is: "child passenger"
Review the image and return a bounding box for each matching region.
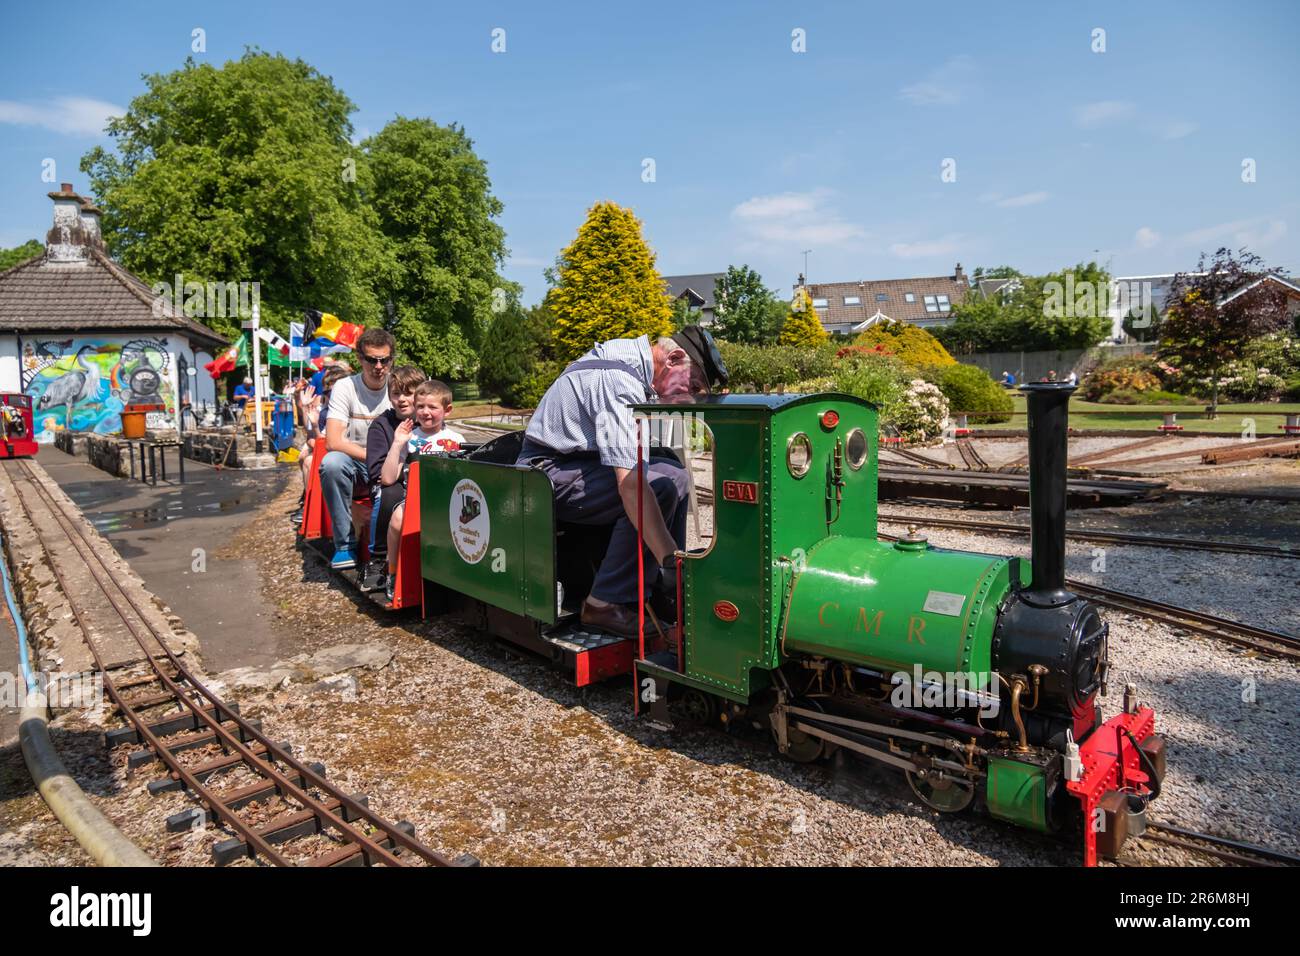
[381,379,464,601]
[362,365,427,590]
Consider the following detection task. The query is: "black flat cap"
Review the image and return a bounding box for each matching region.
[670,326,729,390]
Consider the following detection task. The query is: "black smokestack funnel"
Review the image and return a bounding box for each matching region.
[1019,382,1076,607]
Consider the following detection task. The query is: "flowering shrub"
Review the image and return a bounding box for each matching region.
[892,379,950,442]
[1203,362,1286,402]
[1081,359,1162,401]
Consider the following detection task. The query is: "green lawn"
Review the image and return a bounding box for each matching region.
[970,394,1300,434]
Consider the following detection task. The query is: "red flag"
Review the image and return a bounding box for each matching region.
[204,336,248,378]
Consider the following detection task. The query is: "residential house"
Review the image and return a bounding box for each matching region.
[801,263,970,335]
[0,183,228,442]
[662,272,726,326]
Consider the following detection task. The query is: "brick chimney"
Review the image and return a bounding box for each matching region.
[45,182,101,262]
[954,262,967,286]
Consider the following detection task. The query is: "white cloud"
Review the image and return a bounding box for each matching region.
[899,55,976,106]
[1074,100,1136,128]
[1135,227,1160,249]
[1179,217,1287,250]
[730,189,866,245]
[889,235,964,259]
[996,191,1049,208]
[733,190,826,220]
[1157,119,1197,141]
[0,96,123,136]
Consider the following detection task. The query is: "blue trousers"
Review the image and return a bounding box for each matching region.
[319,451,369,552]
[536,455,689,605]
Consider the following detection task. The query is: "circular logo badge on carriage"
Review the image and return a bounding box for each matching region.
[449,478,490,564]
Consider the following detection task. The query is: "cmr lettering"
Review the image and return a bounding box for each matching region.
[50,886,151,936]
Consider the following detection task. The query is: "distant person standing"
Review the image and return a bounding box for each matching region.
[233,376,255,409]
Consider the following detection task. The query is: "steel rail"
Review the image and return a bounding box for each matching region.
[954,439,988,472]
[1138,822,1300,867]
[1065,581,1300,660]
[877,511,1300,559]
[10,460,451,867]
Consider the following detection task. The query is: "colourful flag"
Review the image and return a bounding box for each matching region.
[315,312,363,348]
[257,327,291,359]
[309,336,352,357]
[204,334,250,378]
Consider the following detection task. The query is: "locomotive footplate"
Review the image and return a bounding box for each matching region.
[543,623,636,687]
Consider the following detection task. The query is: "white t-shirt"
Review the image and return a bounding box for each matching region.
[400,426,465,465]
[326,373,391,447]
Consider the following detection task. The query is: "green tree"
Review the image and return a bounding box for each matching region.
[0,239,42,272]
[937,262,1111,354]
[1158,249,1293,414]
[712,264,781,343]
[670,296,702,330]
[778,288,828,346]
[546,202,673,360]
[80,50,392,340]
[362,116,510,379]
[478,300,555,406]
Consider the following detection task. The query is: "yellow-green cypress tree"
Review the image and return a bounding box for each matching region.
[778,288,829,346]
[546,201,674,360]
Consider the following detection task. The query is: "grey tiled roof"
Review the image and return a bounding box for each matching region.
[0,249,228,348]
[663,273,725,310]
[806,272,970,329]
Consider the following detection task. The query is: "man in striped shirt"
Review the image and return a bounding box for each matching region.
[518,327,728,637]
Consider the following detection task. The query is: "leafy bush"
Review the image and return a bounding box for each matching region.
[1097,389,1143,405]
[718,341,837,390]
[893,379,951,442]
[832,352,910,410]
[1081,359,1162,402]
[1284,375,1300,401]
[926,363,1013,423]
[1207,361,1287,402]
[853,321,955,367]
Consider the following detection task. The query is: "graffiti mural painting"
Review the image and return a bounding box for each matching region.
[22,337,174,442]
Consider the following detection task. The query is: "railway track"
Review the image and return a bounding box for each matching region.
[1132,822,1300,867]
[5,458,470,867]
[1066,581,1300,661]
[877,511,1300,559]
[954,439,988,471]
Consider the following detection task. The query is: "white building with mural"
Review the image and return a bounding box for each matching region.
[0,183,227,442]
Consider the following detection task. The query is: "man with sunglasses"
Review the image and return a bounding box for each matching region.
[517,327,728,637]
[320,327,395,569]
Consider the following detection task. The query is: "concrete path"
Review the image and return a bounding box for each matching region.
[37,448,293,673]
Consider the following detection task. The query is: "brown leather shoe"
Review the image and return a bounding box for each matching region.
[580,598,641,638]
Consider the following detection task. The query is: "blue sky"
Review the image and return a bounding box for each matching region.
[1,0,1297,304]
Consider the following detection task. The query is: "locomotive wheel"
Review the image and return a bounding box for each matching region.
[673,689,717,725]
[906,768,975,813]
[779,699,826,764]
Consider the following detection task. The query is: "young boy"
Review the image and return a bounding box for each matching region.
[380,379,464,600]
[361,365,426,589]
